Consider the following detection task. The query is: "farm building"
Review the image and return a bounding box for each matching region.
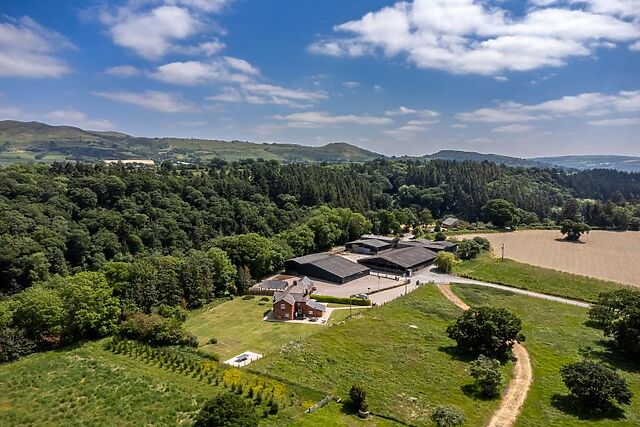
[357,246,437,275]
[285,253,370,284]
[399,239,458,253]
[345,238,393,254]
[360,234,397,244]
[272,277,327,321]
[441,217,461,229]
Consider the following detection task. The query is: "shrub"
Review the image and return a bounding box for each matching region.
[434,231,447,241]
[118,313,198,347]
[472,236,491,251]
[469,355,503,398]
[560,361,633,409]
[312,295,371,306]
[0,328,37,363]
[153,304,188,322]
[242,295,255,300]
[349,384,368,412]
[208,337,218,345]
[194,392,259,427]
[446,306,524,359]
[431,405,466,427]
[434,252,455,273]
[260,297,270,302]
[457,240,482,260]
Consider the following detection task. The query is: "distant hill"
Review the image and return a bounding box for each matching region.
[532,155,640,173]
[1,120,637,171]
[0,120,382,164]
[425,150,552,169]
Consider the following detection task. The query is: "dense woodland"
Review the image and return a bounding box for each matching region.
[1,159,640,362]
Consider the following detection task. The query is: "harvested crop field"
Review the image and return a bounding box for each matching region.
[459,230,640,287]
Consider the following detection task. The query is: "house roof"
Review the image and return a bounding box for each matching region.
[346,239,392,248]
[257,279,288,290]
[287,254,370,279]
[273,291,295,305]
[359,247,437,269]
[442,217,460,226]
[306,299,327,312]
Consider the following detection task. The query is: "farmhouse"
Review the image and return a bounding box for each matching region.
[272,277,327,320]
[399,239,458,253]
[345,238,393,254]
[358,246,437,275]
[441,217,461,229]
[285,253,370,284]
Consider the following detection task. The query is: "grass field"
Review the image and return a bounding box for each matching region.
[459,230,640,287]
[0,339,321,426]
[252,286,511,426]
[451,284,640,426]
[292,402,403,426]
[453,252,632,303]
[184,297,367,359]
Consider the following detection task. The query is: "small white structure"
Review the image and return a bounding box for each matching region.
[224,351,263,367]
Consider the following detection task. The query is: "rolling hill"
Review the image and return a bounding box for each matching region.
[1,120,638,171]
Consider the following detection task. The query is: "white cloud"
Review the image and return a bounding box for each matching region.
[457,90,640,122]
[451,123,467,128]
[588,117,640,126]
[0,16,73,78]
[384,106,440,117]
[151,60,251,85]
[0,105,23,119]
[373,84,384,92]
[224,56,260,75]
[492,124,535,133]
[93,90,194,113]
[631,41,640,51]
[342,81,360,88]
[309,0,640,75]
[208,83,327,108]
[45,109,114,130]
[103,65,141,77]
[166,0,234,13]
[273,111,393,128]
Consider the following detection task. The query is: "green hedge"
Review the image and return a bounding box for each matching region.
[313,295,372,306]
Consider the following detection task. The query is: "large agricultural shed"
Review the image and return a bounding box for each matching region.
[399,239,458,253]
[285,253,370,284]
[358,246,437,275]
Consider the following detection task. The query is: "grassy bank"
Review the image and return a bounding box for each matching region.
[252,286,511,426]
[451,284,640,426]
[453,252,630,303]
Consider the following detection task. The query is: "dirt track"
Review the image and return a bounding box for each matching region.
[437,285,532,427]
[460,230,640,287]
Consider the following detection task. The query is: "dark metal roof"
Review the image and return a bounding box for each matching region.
[360,234,396,243]
[346,239,392,248]
[442,217,460,226]
[287,254,369,279]
[402,239,457,250]
[359,247,437,269]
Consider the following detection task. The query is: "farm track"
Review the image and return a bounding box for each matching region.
[437,284,533,427]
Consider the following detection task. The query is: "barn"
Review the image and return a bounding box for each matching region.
[284,253,370,284]
[345,238,393,254]
[399,239,458,253]
[357,246,437,275]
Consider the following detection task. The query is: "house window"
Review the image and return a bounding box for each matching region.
[285,313,289,318]
[280,304,285,309]
[309,310,313,315]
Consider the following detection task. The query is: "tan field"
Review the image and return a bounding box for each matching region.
[460,230,640,287]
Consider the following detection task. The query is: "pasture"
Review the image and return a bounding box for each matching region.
[459,230,640,287]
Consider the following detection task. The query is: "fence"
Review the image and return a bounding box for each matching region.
[306,395,334,414]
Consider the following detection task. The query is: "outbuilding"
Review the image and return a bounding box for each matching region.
[358,246,437,275]
[399,239,458,253]
[345,238,392,254]
[285,253,370,284]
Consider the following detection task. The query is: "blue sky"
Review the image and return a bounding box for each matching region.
[0,0,639,157]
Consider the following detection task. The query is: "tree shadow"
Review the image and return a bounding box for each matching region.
[583,339,640,374]
[339,401,358,416]
[554,238,586,245]
[460,383,496,401]
[551,394,626,421]
[437,345,476,363]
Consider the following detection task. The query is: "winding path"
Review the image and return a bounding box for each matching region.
[437,284,533,427]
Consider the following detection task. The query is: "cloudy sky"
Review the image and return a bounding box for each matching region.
[0,0,639,157]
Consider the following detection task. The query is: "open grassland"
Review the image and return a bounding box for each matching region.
[453,252,632,303]
[252,286,512,426]
[0,340,317,426]
[451,284,640,427]
[459,230,640,287]
[184,296,366,360]
[292,402,403,427]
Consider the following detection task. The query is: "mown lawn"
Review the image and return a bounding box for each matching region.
[453,252,630,303]
[452,284,640,427]
[252,286,511,426]
[184,296,367,360]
